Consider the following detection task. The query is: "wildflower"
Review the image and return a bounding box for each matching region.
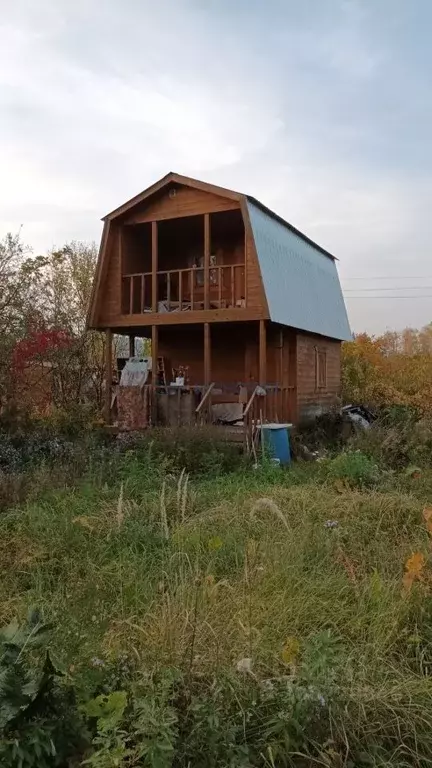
[324,520,339,529]
[236,657,253,674]
[90,657,105,668]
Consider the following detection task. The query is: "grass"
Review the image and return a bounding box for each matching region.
[2,446,432,765]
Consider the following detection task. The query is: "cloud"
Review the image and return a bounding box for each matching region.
[1,0,431,332]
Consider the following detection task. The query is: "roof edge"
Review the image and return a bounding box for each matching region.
[103,172,242,221]
[246,196,337,261]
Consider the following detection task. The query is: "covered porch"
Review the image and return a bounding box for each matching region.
[103,320,297,434]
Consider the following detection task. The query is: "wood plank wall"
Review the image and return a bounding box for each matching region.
[123,186,239,224]
[296,332,341,421]
[93,184,270,328]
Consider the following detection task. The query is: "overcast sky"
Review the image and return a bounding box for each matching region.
[1,0,431,334]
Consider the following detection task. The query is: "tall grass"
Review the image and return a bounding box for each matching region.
[2,448,432,764]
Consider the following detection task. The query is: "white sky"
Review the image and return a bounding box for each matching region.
[1,0,432,334]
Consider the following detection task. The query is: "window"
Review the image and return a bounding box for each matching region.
[315,348,327,389]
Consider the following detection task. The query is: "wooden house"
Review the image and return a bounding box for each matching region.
[87,172,351,431]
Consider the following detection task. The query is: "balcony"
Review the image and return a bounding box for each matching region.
[121,263,246,315]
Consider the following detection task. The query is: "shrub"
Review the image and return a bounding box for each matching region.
[319,450,381,488]
[0,609,86,767]
[115,426,246,476]
[351,416,432,470]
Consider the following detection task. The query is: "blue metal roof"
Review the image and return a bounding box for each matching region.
[247,200,352,341]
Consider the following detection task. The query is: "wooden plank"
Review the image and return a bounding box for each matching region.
[204,322,211,385]
[179,270,182,311]
[104,329,113,424]
[152,221,158,312]
[239,199,269,315]
[129,275,134,314]
[204,213,210,310]
[140,274,145,313]
[124,189,239,224]
[167,271,171,310]
[231,266,235,307]
[259,320,267,385]
[104,307,268,329]
[105,172,241,221]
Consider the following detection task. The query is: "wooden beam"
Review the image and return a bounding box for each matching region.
[104,328,113,424]
[128,334,135,358]
[152,221,158,312]
[204,213,210,310]
[259,320,267,385]
[204,322,211,385]
[151,325,158,386]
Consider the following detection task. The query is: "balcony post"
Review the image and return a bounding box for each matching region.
[152,221,158,312]
[204,213,210,310]
[259,320,266,385]
[104,328,113,424]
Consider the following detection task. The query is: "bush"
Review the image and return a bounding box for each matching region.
[319,450,381,488]
[351,416,432,470]
[0,609,86,767]
[115,426,247,476]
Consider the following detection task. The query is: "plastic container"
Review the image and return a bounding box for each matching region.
[259,423,292,466]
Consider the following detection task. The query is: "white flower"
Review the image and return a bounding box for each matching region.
[236,657,253,674]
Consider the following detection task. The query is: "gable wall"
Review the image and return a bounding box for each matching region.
[122,186,239,224]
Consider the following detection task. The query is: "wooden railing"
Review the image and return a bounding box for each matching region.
[114,383,295,432]
[121,264,246,314]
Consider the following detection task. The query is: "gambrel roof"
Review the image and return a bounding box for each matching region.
[90,172,351,340]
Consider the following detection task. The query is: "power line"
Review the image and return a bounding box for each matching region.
[344,295,432,300]
[342,275,432,281]
[344,286,432,292]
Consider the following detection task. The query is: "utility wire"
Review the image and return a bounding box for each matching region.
[344,295,432,299]
[342,275,432,281]
[344,286,432,292]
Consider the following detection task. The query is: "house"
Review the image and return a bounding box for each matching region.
[87,172,351,430]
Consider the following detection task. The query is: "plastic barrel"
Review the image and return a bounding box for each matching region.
[260,424,291,465]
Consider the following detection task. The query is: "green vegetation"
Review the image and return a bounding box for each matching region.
[1,424,432,766]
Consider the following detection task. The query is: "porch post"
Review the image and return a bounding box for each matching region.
[151,325,158,385]
[104,328,113,424]
[151,221,158,312]
[204,322,211,385]
[128,334,135,358]
[259,320,266,385]
[204,213,210,310]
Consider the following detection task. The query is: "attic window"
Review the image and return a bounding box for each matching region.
[315,348,327,389]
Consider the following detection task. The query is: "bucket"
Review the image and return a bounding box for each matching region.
[259,423,292,466]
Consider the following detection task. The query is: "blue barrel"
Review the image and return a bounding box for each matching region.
[260,423,291,465]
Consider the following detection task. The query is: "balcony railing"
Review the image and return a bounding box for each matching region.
[121,264,245,315]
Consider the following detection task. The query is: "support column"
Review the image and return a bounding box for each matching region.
[259,320,267,385]
[204,213,210,310]
[151,325,158,385]
[204,322,211,385]
[151,221,158,312]
[128,334,135,358]
[104,328,112,424]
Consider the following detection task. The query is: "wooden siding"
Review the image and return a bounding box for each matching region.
[123,186,239,224]
[96,224,121,325]
[296,332,341,422]
[241,199,267,313]
[158,324,254,384]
